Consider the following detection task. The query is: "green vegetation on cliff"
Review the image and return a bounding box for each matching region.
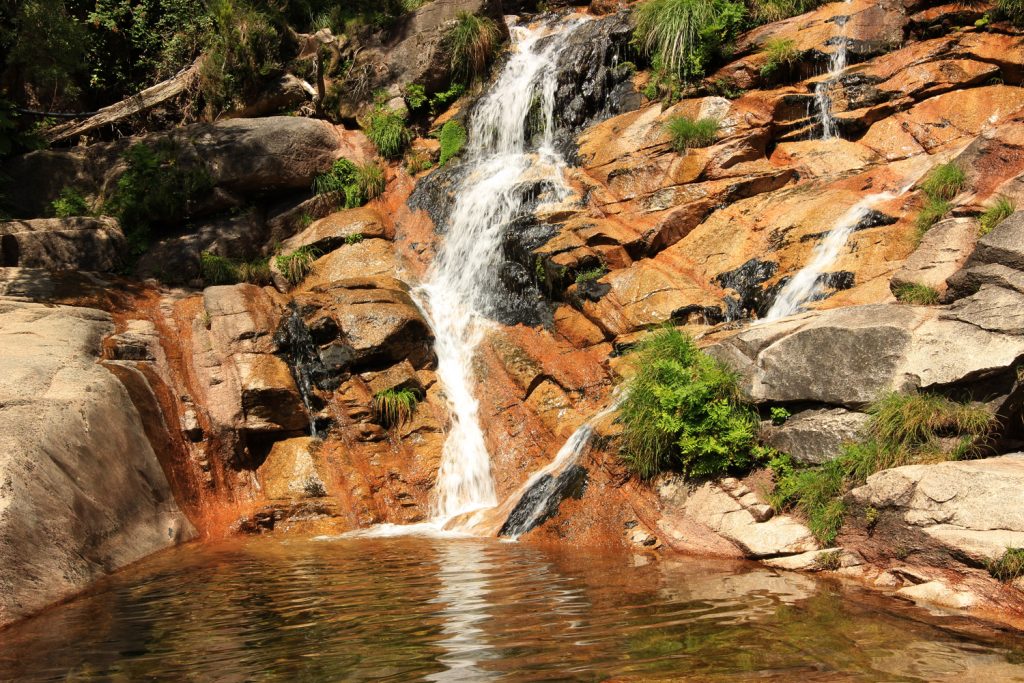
[313,159,385,208]
[770,391,995,544]
[372,387,421,428]
[275,245,319,286]
[438,120,468,166]
[980,196,1015,236]
[666,115,720,151]
[915,162,967,237]
[365,109,413,160]
[617,327,765,480]
[893,283,940,305]
[444,12,500,85]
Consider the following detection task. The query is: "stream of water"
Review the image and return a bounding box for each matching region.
[3,536,1023,682]
[413,19,581,527]
[812,0,853,140]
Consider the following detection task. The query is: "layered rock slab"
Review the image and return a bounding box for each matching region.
[0,300,194,627]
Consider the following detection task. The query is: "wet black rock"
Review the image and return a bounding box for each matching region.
[498,464,588,537]
[716,258,779,320]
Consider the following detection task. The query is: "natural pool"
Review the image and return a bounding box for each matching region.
[2,536,1023,681]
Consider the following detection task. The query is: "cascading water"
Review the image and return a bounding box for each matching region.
[762,184,912,321]
[812,0,853,140]
[414,20,585,527]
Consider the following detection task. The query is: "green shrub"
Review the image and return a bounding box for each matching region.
[444,12,500,84]
[51,187,90,218]
[759,38,800,80]
[816,549,843,570]
[915,196,952,237]
[405,83,427,110]
[107,141,212,254]
[312,159,384,207]
[617,327,765,480]
[666,115,720,152]
[770,406,791,425]
[429,82,466,114]
[575,267,607,285]
[632,0,746,84]
[989,548,1024,582]
[365,109,412,159]
[198,0,280,117]
[893,282,940,305]
[438,120,467,165]
[275,246,319,286]
[344,232,364,245]
[979,196,1015,236]
[769,392,994,544]
[372,386,421,427]
[200,251,238,284]
[996,0,1024,26]
[920,162,967,201]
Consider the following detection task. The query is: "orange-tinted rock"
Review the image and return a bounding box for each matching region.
[280,206,389,254]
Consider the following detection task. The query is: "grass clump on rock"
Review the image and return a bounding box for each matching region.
[617,327,765,480]
[920,162,967,201]
[275,245,319,286]
[996,0,1024,26]
[312,159,384,208]
[979,196,1015,236]
[759,38,801,81]
[372,386,421,428]
[893,282,940,305]
[989,548,1024,582]
[365,109,413,159]
[769,391,995,545]
[633,0,746,86]
[200,252,273,285]
[444,12,500,84]
[666,115,720,152]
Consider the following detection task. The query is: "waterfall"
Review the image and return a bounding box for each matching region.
[762,185,911,321]
[415,19,585,526]
[812,1,852,140]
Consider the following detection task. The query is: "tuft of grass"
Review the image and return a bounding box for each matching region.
[365,109,412,159]
[345,232,364,245]
[816,549,843,571]
[575,267,607,285]
[275,245,319,287]
[989,548,1024,582]
[996,0,1024,26]
[893,282,940,305]
[405,149,434,175]
[769,391,994,545]
[617,327,767,480]
[979,196,1015,236]
[632,0,746,84]
[760,38,800,81]
[666,115,720,152]
[372,386,421,428]
[236,257,272,285]
[920,162,967,201]
[51,186,90,218]
[312,159,385,207]
[200,251,238,285]
[444,12,500,84]
[749,0,823,24]
[438,120,467,166]
[915,196,952,237]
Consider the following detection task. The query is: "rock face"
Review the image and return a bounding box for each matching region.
[850,455,1024,564]
[0,300,195,627]
[0,217,126,271]
[760,408,869,465]
[891,217,977,295]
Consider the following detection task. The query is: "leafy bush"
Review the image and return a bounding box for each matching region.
[198,0,280,117]
[200,251,237,284]
[405,83,427,110]
[444,12,500,84]
[759,38,800,81]
[666,115,720,152]
[372,387,421,427]
[275,246,319,286]
[893,282,940,305]
[575,267,607,285]
[989,548,1024,582]
[52,187,90,218]
[107,141,212,253]
[770,406,791,425]
[365,109,412,159]
[996,0,1024,26]
[632,0,746,84]
[920,162,967,201]
[312,159,384,207]
[617,327,765,480]
[438,120,468,165]
[770,391,994,544]
[429,82,467,114]
[979,196,1015,236]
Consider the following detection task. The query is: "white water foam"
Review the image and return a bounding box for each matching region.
[813,0,853,140]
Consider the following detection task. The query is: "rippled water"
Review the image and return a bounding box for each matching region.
[2,537,1024,682]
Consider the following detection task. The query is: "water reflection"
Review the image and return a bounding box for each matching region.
[0,537,1022,682]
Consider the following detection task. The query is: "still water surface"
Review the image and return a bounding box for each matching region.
[2,536,1023,681]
